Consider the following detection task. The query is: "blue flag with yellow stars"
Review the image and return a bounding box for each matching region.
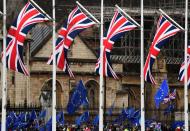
[154,79,169,109]
[67,80,88,114]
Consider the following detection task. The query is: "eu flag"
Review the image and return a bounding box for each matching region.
[154,79,169,108]
[164,104,175,115]
[30,110,37,121]
[92,115,99,126]
[56,111,64,125]
[107,101,115,116]
[67,80,88,114]
[39,110,46,119]
[75,111,89,126]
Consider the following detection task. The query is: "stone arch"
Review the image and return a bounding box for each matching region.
[40,79,63,108]
[116,85,138,108]
[85,80,99,109]
[127,88,138,107]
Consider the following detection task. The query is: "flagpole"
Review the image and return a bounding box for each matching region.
[99,0,104,130]
[140,0,145,130]
[184,0,188,130]
[52,0,56,130]
[1,0,7,130]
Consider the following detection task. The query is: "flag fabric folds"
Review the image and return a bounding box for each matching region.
[164,104,175,115]
[171,121,184,130]
[144,15,181,84]
[30,110,37,121]
[95,10,137,79]
[154,79,169,108]
[113,107,140,125]
[56,112,64,126]
[178,45,190,86]
[38,109,46,119]
[163,89,176,104]
[3,2,49,75]
[92,115,99,126]
[47,6,95,77]
[67,80,88,114]
[75,111,90,126]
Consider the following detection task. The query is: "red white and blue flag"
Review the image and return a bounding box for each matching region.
[178,45,190,86]
[3,2,48,75]
[163,89,176,104]
[95,10,137,79]
[47,7,95,77]
[144,15,181,84]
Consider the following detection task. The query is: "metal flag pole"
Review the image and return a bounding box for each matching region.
[1,0,7,130]
[76,1,100,24]
[115,5,140,27]
[184,0,188,130]
[52,0,56,130]
[140,0,145,130]
[99,0,104,130]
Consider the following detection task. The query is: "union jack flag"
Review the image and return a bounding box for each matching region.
[47,7,95,77]
[144,15,181,84]
[163,89,176,104]
[178,45,190,86]
[3,2,48,75]
[95,10,137,79]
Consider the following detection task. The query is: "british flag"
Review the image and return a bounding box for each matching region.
[47,7,95,77]
[178,45,190,86]
[3,2,48,75]
[95,10,137,79]
[163,89,176,104]
[144,15,181,84]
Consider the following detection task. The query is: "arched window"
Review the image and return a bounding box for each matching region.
[89,89,95,108]
[40,79,63,108]
[85,80,99,109]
